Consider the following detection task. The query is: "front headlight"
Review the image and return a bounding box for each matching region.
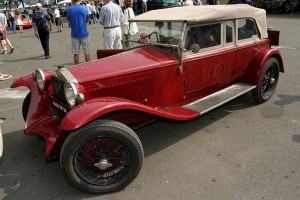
[65,81,78,107]
[36,69,46,91]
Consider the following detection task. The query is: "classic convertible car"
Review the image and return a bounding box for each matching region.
[11,5,283,194]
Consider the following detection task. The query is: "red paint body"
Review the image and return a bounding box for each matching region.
[11,38,283,158]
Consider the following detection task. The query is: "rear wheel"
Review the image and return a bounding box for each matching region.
[60,119,144,194]
[22,93,31,121]
[252,58,280,103]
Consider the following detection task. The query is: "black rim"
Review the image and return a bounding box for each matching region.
[261,65,278,97]
[74,137,131,186]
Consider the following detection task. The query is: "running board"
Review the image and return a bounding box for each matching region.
[183,83,256,114]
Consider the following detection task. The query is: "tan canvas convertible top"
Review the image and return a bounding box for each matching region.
[131,5,268,39]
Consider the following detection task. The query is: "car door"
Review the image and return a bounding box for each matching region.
[232,18,259,80]
[183,22,236,98]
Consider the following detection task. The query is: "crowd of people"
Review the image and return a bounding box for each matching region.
[1,0,141,63]
[0,0,256,81]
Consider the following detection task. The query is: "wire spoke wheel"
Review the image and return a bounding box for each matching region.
[74,137,131,186]
[261,65,277,97]
[252,58,280,103]
[60,120,144,194]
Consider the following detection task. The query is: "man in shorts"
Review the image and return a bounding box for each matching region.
[67,0,91,65]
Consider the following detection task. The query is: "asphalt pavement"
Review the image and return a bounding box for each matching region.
[0,12,300,200]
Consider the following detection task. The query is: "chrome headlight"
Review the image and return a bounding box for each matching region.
[64,81,78,107]
[36,69,46,91]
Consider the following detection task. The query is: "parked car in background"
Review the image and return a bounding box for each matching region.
[17,14,32,29]
[11,5,283,194]
[147,0,180,10]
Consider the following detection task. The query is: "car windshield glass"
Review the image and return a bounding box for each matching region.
[127,21,184,49]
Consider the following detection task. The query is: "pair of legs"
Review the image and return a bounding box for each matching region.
[55,18,63,32]
[91,12,97,24]
[0,30,14,53]
[11,21,16,33]
[1,40,6,52]
[103,27,122,49]
[142,2,147,13]
[134,3,139,14]
[72,37,91,65]
[19,25,23,33]
[37,27,50,58]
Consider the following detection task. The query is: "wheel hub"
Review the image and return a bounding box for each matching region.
[94,159,113,170]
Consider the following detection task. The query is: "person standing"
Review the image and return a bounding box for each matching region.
[53,6,63,32]
[32,3,53,59]
[67,0,91,65]
[86,1,93,25]
[0,12,14,54]
[99,0,124,49]
[8,10,16,34]
[90,2,98,24]
[133,0,138,14]
[123,0,138,47]
[142,0,147,13]
[14,9,23,33]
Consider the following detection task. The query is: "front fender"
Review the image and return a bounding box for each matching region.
[61,97,199,131]
[243,48,284,85]
[10,73,33,89]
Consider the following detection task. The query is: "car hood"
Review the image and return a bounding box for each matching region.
[68,46,179,83]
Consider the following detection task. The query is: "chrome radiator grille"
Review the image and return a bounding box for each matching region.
[51,74,68,105]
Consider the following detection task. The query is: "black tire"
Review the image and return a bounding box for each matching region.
[60,119,144,194]
[252,58,280,103]
[22,93,31,121]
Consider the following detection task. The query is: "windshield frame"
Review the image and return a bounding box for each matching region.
[126,20,187,57]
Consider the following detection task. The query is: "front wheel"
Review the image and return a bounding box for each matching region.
[252,58,280,103]
[60,119,144,194]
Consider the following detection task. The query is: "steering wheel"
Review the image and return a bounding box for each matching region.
[138,32,158,43]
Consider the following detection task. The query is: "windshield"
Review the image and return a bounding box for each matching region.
[126,21,184,54]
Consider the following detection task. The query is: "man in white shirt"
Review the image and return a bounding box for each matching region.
[99,0,124,49]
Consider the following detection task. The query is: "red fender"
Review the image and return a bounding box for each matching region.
[11,72,61,159]
[11,73,33,89]
[243,48,284,85]
[61,97,200,131]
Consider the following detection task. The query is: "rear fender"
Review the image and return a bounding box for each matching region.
[242,48,284,85]
[61,97,199,131]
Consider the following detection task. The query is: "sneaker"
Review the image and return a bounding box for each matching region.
[9,47,14,54]
[45,55,51,59]
[1,51,7,54]
[0,74,12,81]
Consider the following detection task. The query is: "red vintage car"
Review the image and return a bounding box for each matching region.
[17,14,32,29]
[11,5,283,194]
